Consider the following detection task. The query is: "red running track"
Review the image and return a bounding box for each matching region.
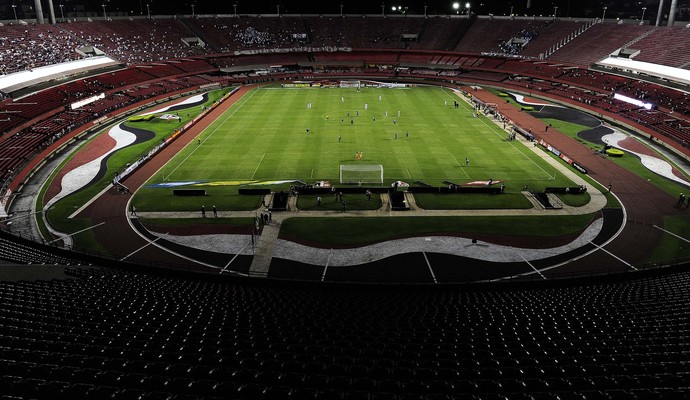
[76,86,254,272]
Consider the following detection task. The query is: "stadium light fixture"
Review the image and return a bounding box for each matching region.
[466,2,471,15]
[553,6,558,20]
[340,3,343,17]
[11,1,17,21]
[613,93,653,110]
[233,3,237,17]
[452,2,460,14]
[191,3,195,17]
[602,6,607,21]
[381,2,385,16]
[146,3,150,18]
[641,6,647,23]
[59,3,64,20]
[102,3,106,20]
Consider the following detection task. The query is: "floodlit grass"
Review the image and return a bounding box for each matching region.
[137,86,580,212]
[557,193,591,207]
[280,214,597,246]
[44,85,605,251]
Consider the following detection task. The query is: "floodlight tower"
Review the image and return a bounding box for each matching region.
[34,0,45,23]
[233,3,237,17]
[553,6,558,20]
[452,2,460,14]
[146,3,150,18]
[47,0,56,24]
[668,0,678,26]
[601,6,607,22]
[59,3,64,20]
[11,1,17,21]
[465,2,471,15]
[191,3,195,17]
[640,6,646,24]
[424,4,427,17]
[381,2,385,16]
[340,3,343,17]
[102,3,107,20]
[655,0,664,26]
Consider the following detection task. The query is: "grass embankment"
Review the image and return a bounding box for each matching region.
[642,215,690,266]
[539,117,690,200]
[280,214,597,247]
[40,88,233,251]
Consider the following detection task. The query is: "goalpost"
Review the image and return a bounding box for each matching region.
[340,164,384,184]
[339,80,361,89]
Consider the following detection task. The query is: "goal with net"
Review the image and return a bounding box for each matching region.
[339,80,361,89]
[340,164,384,184]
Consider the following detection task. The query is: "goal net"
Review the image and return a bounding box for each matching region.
[340,164,384,184]
[339,80,361,89]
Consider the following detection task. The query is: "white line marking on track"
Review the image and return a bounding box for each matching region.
[422,252,438,283]
[322,249,333,282]
[513,247,547,280]
[121,234,164,261]
[589,241,637,270]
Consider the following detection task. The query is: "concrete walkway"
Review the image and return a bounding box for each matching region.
[249,219,281,275]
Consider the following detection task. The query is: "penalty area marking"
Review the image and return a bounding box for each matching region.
[448,152,470,179]
[251,153,266,180]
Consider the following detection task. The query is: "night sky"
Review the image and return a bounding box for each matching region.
[0,0,678,23]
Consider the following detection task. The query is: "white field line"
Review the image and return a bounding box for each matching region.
[162,88,258,179]
[251,153,266,180]
[444,88,554,180]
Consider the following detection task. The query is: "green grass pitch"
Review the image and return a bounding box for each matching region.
[154,86,564,185]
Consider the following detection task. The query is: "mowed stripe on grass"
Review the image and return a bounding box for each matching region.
[153,86,563,187]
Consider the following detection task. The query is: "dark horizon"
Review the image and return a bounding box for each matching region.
[0,0,683,22]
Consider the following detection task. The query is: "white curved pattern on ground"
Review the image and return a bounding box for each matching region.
[141,94,205,116]
[157,218,602,265]
[509,93,564,107]
[602,130,689,186]
[154,233,255,255]
[45,124,136,208]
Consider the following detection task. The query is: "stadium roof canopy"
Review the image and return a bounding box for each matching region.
[0,56,120,94]
[598,57,690,89]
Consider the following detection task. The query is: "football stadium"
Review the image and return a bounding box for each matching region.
[0,0,689,397]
